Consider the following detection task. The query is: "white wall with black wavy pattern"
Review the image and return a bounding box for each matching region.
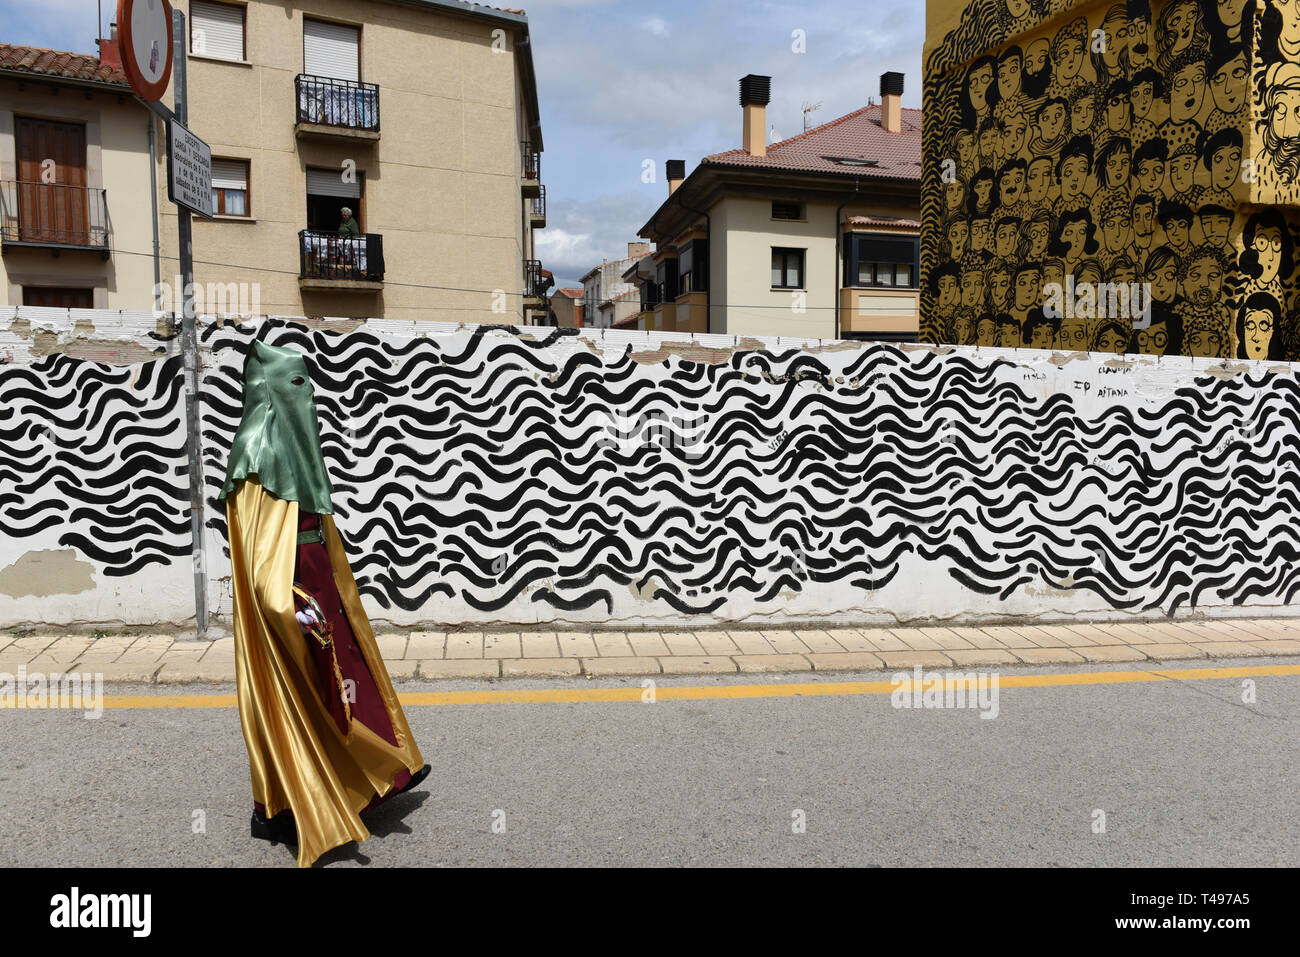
[2,307,1298,631]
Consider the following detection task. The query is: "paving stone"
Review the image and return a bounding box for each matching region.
[580,656,661,676]
[417,659,499,678]
[759,631,811,654]
[482,633,521,659]
[32,637,93,664]
[822,629,877,653]
[971,626,1039,649]
[373,633,409,660]
[1076,645,1150,663]
[156,661,236,683]
[889,628,948,651]
[725,631,776,655]
[555,632,598,658]
[519,633,560,658]
[876,651,954,669]
[945,649,1022,667]
[381,659,419,679]
[1141,642,1209,660]
[806,652,885,672]
[690,631,739,655]
[624,632,669,656]
[405,632,445,659]
[793,630,849,653]
[88,662,162,683]
[1186,641,1270,658]
[592,633,635,657]
[734,654,812,673]
[660,632,705,656]
[502,657,582,677]
[1245,639,1300,654]
[1090,622,1166,645]
[443,633,484,659]
[657,656,738,675]
[1033,625,1099,646]
[1012,647,1086,665]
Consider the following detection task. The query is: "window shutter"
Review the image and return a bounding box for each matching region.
[306,168,361,198]
[303,19,360,81]
[210,159,247,191]
[191,2,244,61]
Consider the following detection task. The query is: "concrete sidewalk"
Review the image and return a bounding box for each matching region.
[4,618,1300,683]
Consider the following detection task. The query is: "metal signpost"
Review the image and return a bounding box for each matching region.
[118,0,212,636]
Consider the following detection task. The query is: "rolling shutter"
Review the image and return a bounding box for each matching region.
[190,2,244,61]
[303,19,360,81]
[306,168,360,198]
[210,159,247,191]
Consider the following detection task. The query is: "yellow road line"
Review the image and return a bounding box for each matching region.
[12,662,1297,710]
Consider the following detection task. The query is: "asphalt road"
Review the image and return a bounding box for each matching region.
[2,658,1297,867]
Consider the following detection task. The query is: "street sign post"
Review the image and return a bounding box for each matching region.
[166,119,214,219]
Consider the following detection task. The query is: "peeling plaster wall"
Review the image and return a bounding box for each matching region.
[3,306,1300,630]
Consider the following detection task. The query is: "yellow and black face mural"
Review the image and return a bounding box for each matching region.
[920,0,1300,359]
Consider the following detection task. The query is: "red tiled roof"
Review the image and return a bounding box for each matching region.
[845,215,921,230]
[0,42,128,88]
[556,288,584,298]
[704,104,920,181]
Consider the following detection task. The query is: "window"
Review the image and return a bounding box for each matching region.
[304,18,360,81]
[772,201,803,220]
[771,247,804,289]
[211,159,250,216]
[677,238,707,296]
[190,1,246,61]
[845,234,918,289]
[306,166,362,230]
[655,257,678,304]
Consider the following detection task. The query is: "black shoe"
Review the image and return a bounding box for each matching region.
[399,764,431,795]
[251,808,298,845]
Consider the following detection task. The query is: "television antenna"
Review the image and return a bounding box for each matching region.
[802,100,822,131]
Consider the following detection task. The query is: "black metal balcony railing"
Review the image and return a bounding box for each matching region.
[295,74,380,132]
[0,180,109,250]
[532,185,546,220]
[523,258,551,298]
[522,141,541,181]
[299,230,385,282]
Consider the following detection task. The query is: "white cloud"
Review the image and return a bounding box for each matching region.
[641,17,670,38]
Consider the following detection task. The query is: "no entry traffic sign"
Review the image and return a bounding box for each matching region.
[117,0,174,102]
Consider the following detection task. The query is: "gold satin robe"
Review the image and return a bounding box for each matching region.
[226,477,424,867]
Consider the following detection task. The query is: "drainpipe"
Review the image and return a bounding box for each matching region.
[148,114,161,315]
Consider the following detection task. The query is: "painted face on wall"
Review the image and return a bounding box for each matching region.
[1060,219,1087,260]
[1000,168,1025,205]
[944,181,965,214]
[938,275,960,309]
[1149,261,1178,301]
[973,178,994,212]
[1201,214,1231,247]
[977,317,997,344]
[1170,62,1206,123]
[1056,37,1084,81]
[1100,23,1124,73]
[997,55,1023,100]
[1102,210,1131,251]
[1136,322,1168,353]
[1029,321,1055,350]
[1269,86,1300,140]
[971,219,992,252]
[948,221,969,258]
[1027,222,1050,259]
[1136,158,1164,195]
[1000,112,1028,158]
[957,132,976,169]
[1061,156,1088,199]
[990,271,1012,309]
[1133,202,1156,240]
[1026,159,1053,203]
[1044,262,1065,288]
[997,321,1022,347]
[1095,326,1128,354]
[953,314,975,343]
[1105,91,1129,132]
[995,223,1018,257]
[1162,2,1198,60]
[1057,321,1088,350]
[1253,225,1283,284]
[961,270,986,307]
[1038,101,1066,141]
[1185,326,1225,357]
[1210,53,1247,114]
[1164,217,1191,249]
[1104,149,1130,187]
[1111,262,1136,284]
[1130,16,1152,69]
[1132,80,1154,119]
[1244,308,1274,359]
[1210,145,1241,190]
[1278,0,1300,58]
[1070,94,1095,134]
[1014,269,1040,309]
[1182,256,1224,304]
[979,124,1000,162]
[1169,154,1196,194]
[1026,38,1050,76]
[1005,0,1032,20]
[968,63,995,114]
[1218,0,1246,36]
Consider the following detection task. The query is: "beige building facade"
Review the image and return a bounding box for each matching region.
[637,73,922,340]
[155,0,548,322]
[0,43,156,309]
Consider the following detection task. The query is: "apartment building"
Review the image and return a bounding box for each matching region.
[0,42,155,309]
[551,286,583,327]
[637,73,921,340]
[155,0,548,322]
[578,241,646,329]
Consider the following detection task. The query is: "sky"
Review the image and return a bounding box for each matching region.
[0,0,925,288]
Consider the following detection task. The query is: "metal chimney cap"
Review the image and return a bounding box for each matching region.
[880,72,905,96]
[740,74,772,106]
[665,159,686,180]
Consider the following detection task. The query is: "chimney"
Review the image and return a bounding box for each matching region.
[98,21,121,70]
[880,72,904,134]
[740,74,771,157]
[666,159,685,195]
[628,241,650,258]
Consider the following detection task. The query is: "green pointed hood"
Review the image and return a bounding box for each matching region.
[219,340,335,514]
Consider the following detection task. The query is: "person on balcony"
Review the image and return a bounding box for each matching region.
[338,206,361,237]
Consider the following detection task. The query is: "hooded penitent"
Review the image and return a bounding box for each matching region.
[220,340,423,867]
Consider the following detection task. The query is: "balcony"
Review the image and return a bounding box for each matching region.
[298,230,384,290]
[295,74,380,143]
[530,185,546,227]
[523,258,552,310]
[521,141,541,197]
[0,181,109,257]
